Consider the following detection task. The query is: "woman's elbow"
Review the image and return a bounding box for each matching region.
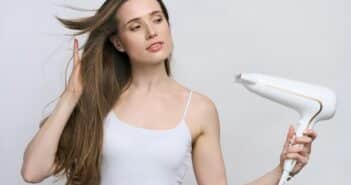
[21,165,47,184]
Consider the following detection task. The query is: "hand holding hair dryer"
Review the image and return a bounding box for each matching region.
[234,73,337,185]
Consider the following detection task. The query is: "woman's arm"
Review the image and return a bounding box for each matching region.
[191,94,317,185]
[243,165,283,185]
[21,92,80,183]
[21,39,83,183]
[191,95,228,185]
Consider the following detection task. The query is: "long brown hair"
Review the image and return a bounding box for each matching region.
[39,0,172,184]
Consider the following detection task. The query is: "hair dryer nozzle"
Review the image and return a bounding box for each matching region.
[235,73,256,85]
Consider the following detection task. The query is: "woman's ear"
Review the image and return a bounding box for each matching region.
[109,34,125,52]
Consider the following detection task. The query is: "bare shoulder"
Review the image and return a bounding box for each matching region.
[188,91,220,140]
[190,91,218,117]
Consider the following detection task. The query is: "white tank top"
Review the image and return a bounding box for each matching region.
[101,90,193,185]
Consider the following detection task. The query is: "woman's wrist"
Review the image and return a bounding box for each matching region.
[273,164,284,180]
[275,164,296,182]
[60,90,81,107]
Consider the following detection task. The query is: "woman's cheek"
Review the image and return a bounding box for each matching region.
[167,38,174,53]
[124,38,145,55]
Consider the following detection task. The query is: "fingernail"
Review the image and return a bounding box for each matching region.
[74,38,77,48]
[290,125,294,131]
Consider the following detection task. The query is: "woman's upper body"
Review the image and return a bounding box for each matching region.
[102,0,227,182]
[101,79,227,185]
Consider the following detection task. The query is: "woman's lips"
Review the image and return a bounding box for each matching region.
[146,42,163,52]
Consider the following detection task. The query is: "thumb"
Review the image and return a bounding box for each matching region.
[283,125,296,150]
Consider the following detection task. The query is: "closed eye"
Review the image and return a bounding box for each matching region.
[130,25,141,31]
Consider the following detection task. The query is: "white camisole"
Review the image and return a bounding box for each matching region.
[101,90,193,185]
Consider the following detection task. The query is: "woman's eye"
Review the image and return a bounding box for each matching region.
[130,25,140,31]
[154,18,163,23]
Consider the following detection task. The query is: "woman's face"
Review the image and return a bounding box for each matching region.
[112,0,173,65]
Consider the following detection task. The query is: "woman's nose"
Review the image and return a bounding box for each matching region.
[145,23,157,39]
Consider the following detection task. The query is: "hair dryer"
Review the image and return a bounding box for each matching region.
[234,73,336,185]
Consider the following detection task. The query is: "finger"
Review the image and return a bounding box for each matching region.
[73,38,80,67]
[282,126,294,155]
[284,125,296,147]
[286,153,309,165]
[293,145,310,156]
[294,136,312,145]
[293,135,313,154]
[287,144,305,153]
[303,129,318,141]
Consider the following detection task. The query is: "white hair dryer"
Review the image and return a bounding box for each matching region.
[234,73,337,185]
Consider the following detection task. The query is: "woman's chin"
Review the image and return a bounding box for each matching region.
[144,52,170,63]
[147,57,169,64]
[131,56,168,65]
[129,49,171,65]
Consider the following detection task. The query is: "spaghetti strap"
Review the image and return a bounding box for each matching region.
[182,90,193,120]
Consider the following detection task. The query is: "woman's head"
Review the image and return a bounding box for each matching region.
[41,1,173,185]
[110,0,173,65]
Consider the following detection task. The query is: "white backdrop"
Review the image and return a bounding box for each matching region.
[0,0,349,184]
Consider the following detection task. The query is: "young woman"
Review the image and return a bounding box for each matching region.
[21,0,318,185]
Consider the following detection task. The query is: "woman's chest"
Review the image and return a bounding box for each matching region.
[102,114,193,167]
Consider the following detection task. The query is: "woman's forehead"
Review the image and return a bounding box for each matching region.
[117,0,162,23]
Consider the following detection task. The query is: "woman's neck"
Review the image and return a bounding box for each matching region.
[129,61,173,95]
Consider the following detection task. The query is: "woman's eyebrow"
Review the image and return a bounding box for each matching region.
[124,10,162,26]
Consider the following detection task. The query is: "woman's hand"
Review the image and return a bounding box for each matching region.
[279,125,318,177]
[62,38,83,100]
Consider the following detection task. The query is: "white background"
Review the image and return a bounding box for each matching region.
[0,0,349,184]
